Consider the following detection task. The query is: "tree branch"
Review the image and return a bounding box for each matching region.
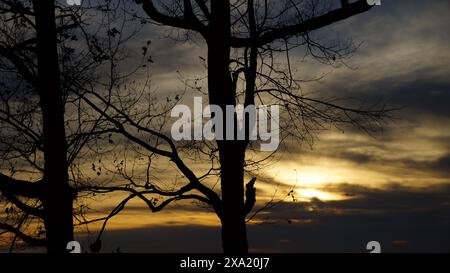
[231,0,372,48]
[194,0,210,20]
[136,0,207,35]
[2,193,43,217]
[0,45,37,85]
[0,173,43,199]
[243,177,256,216]
[0,222,46,246]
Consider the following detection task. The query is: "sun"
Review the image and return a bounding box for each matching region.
[266,166,335,187]
[264,163,353,201]
[296,188,346,201]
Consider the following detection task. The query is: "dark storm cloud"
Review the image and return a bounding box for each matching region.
[323,73,450,120]
[293,0,450,121]
[401,153,450,177]
[430,154,450,175]
[324,183,450,210]
[338,151,374,164]
[248,183,450,222]
[334,149,450,178]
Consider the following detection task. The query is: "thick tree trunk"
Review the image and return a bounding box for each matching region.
[218,142,248,253]
[208,0,249,253]
[33,0,74,253]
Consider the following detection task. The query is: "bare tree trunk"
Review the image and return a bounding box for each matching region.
[208,0,249,253]
[33,0,73,253]
[218,142,248,253]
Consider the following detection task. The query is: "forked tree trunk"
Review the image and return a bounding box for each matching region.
[33,0,74,253]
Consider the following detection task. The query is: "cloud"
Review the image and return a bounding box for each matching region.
[334,149,450,178]
[338,151,374,164]
[430,154,450,175]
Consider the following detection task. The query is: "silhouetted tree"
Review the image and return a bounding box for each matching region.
[0,0,74,253]
[135,0,390,253]
[32,0,74,253]
[80,0,390,253]
[0,0,140,252]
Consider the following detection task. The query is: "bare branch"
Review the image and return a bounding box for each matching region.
[230,0,372,48]
[0,173,43,199]
[0,222,45,246]
[136,0,207,35]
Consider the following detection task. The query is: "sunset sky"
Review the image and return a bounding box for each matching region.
[67,0,450,253]
[1,0,449,253]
